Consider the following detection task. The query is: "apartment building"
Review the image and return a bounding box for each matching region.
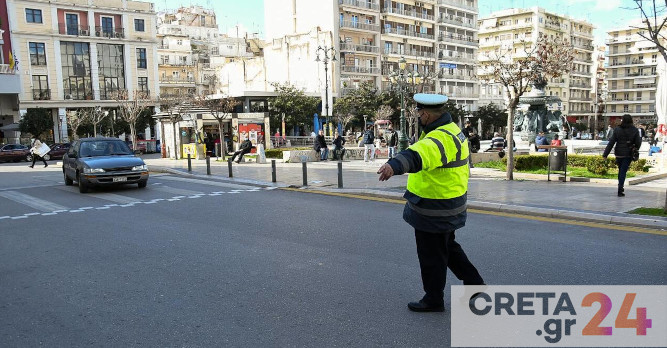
[0,0,21,144]
[264,0,479,111]
[7,0,158,143]
[604,24,664,126]
[592,45,606,131]
[478,8,595,123]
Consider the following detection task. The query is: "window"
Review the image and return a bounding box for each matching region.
[29,42,47,66]
[32,75,49,100]
[97,44,125,99]
[138,77,148,93]
[101,17,113,36]
[636,105,641,113]
[177,39,182,45]
[66,13,79,35]
[136,48,146,69]
[134,19,145,32]
[25,8,42,23]
[61,42,92,100]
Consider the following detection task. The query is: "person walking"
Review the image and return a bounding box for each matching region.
[314,129,329,161]
[231,138,253,163]
[377,93,484,313]
[605,125,614,140]
[387,126,398,158]
[603,114,642,197]
[29,138,48,168]
[363,125,375,162]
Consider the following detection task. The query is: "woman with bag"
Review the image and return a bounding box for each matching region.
[602,114,642,197]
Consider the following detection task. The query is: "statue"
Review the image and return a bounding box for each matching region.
[512,78,563,146]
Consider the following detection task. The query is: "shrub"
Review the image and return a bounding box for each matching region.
[514,155,548,170]
[567,154,590,167]
[586,156,609,175]
[630,159,647,172]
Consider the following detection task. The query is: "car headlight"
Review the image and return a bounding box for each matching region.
[83,167,105,174]
[132,164,148,171]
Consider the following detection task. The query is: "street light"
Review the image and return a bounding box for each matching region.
[389,57,423,151]
[315,45,337,136]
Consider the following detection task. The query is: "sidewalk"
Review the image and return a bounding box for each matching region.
[142,154,667,230]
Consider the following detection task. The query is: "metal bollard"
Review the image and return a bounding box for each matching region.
[228,158,233,178]
[187,154,192,172]
[271,159,276,183]
[206,156,211,175]
[302,161,307,186]
[337,161,343,188]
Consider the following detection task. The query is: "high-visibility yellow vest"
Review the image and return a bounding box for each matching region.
[406,122,469,200]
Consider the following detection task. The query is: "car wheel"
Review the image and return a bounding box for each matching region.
[77,174,89,193]
[26,154,33,162]
[64,171,73,186]
[138,180,147,188]
[43,154,50,161]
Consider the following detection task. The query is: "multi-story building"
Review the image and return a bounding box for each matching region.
[592,45,606,132]
[478,8,595,123]
[0,0,22,144]
[7,0,158,143]
[604,24,664,126]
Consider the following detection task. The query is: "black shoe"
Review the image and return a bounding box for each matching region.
[407,300,445,312]
[618,192,625,197]
[29,165,33,168]
[44,164,48,168]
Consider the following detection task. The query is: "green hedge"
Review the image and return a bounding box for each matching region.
[499,154,648,173]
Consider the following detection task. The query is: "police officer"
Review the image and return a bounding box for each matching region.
[377,93,485,312]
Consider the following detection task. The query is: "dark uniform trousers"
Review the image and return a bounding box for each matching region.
[415,229,484,305]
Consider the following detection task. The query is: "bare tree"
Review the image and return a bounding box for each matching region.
[375,105,394,121]
[159,94,188,159]
[116,90,151,152]
[632,0,667,62]
[479,36,574,180]
[67,109,89,140]
[334,112,355,135]
[80,107,108,137]
[196,93,240,158]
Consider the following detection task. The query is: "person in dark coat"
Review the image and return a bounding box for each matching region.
[332,131,346,160]
[314,129,328,160]
[231,138,253,163]
[603,114,642,197]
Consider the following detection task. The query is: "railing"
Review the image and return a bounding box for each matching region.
[612,83,656,89]
[340,20,380,32]
[437,0,476,12]
[572,43,594,51]
[438,34,477,46]
[94,26,124,39]
[569,82,592,88]
[158,44,169,49]
[572,30,594,38]
[569,97,593,102]
[439,51,476,61]
[339,43,380,53]
[136,90,150,99]
[571,70,592,76]
[438,71,477,80]
[384,49,435,58]
[0,64,16,74]
[32,89,51,100]
[439,14,476,29]
[100,88,124,100]
[160,61,194,67]
[338,0,380,11]
[382,7,434,21]
[382,27,434,40]
[608,60,646,66]
[341,65,381,74]
[58,24,90,36]
[159,76,196,83]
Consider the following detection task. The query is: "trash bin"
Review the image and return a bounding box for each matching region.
[549,148,567,171]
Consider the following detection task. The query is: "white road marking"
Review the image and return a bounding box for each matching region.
[151,186,203,196]
[156,176,255,190]
[0,191,68,212]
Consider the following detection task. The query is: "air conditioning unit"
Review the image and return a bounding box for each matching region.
[95,30,101,37]
[80,29,89,36]
[115,32,123,38]
[65,94,72,100]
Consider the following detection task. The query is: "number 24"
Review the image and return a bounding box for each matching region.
[581,293,652,336]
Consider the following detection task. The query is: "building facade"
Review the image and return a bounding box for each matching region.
[0,0,21,144]
[604,24,664,126]
[478,8,595,124]
[7,0,158,143]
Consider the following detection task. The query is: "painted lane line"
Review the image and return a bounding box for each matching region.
[96,207,111,210]
[0,191,68,212]
[41,213,57,216]
[69,210,85,213]
[156,175,255,190]
[151,185,203,196]
[24,212,41,216]
[0,216,10,220]
[11,216,28,220]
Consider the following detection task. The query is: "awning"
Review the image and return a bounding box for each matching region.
[0,123,19,131]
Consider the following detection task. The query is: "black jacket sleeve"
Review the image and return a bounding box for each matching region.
[603,132,616,158]
[386,149,422,175]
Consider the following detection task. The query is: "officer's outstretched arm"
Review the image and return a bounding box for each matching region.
[385,149,423,175]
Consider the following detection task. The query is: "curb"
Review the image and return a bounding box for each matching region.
[150,165,667,231]
[628,172,667,185]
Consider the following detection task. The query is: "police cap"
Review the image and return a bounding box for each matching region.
[414,93,448,110]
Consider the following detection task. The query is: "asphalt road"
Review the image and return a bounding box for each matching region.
[0,168,666,347]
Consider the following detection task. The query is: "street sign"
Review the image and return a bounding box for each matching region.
[439,63,457,69]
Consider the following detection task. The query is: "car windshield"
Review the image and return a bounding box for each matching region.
[79,141,132,157]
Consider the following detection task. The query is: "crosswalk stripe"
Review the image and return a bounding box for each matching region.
[53,186,143,205]
[0,191,68,212]
[156,176,255,190]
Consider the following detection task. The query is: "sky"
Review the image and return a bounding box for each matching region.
[156,0,646,45]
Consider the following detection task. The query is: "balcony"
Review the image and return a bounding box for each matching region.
[100,88,124,100]
[384,49,435,59]
[136,90,151,99]
[94,26,125,39]
[0,64,20,94]
[438,34,477,46]
[382,7,434,21]
[159,61,195,67]
[382,27,434,40]
[572,43,594,51]
[569,97,593,102]
[340,43,380,54]
[438,71,477,81]
[571,30,594,39]
[32,89,51,100]
[159,76,196,84]
[439,51,476,62]
[340,20,380,32]
[569,82,592,89]
[338,0,380,11]
[437,0,477,12]
[439,15,476,29]
[58,24,90,36]
[570,70,592,76]
[341,65,380,74]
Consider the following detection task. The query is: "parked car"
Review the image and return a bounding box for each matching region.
[47,143,71,160]
[0,144,30,162]
[63,137,149,193]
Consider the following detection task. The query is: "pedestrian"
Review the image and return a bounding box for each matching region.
[332,131,346,160]
[377,93,484,313]
[488,132,504,150]
[605,125,614,140]
[363,125,375,162]
[550,134,563,146]
[535,131,549,152]
[314,129,328,161]
[603,114,642,197]
[29,138,48,168]
[637,125,646,140]
[231,137,253,163]
[387,126,398,158]
[468,131,480,153]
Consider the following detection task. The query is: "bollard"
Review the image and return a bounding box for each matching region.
[271,159,277,183]
[337,161,343,188]
[228,158,233,178]
[206,156,211,175]
[302,161,307,186]
[187,154,192,172]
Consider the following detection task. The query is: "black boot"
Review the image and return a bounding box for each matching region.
[618,188,625,197]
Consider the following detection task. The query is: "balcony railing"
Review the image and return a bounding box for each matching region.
[382,7,434,21]
[438,71,477,80]
[0,64,16,74]
[439,51,476,61]
[437,0,476,12]
[159,76,196,83]
[94,26,125,39]
[58,24,90,36]
[136,90,150,99]
[569,82,592,88]
[438,34,477,46]
[571,70,592,76]
[384,49,435,59]
[341,65,380,74]
[340,43,380,53]
[382,27,434,40]
[338,0,380,11]
[100,88,124,100]
[32,89,51,100]
[439,15,476,29]
[160,61,194,67]
[340,20,380,32]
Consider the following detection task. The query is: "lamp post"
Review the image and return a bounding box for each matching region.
[315,45,336,136]
[389,57,422,151]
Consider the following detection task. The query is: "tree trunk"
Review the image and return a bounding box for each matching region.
[130,124,136,152]
[506,101,517,181]
[93,123,98,137]
[172,118,179,160]
[218,120,226,159]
